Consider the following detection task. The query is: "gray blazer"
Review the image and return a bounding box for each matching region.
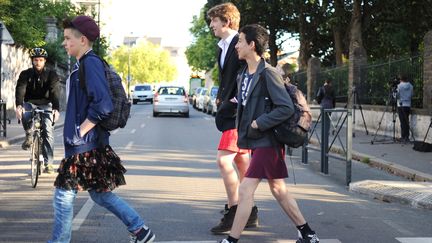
[236,59,295,149]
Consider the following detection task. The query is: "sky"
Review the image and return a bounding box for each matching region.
[102,0,207,48]
[101,0,299,51]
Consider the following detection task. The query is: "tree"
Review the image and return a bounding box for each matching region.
[109,42,177,85]
[185,11,218,72]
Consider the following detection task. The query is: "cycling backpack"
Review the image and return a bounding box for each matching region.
[79,54,131,131]
[262,70,312,148]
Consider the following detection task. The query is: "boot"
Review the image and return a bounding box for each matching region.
[21,131,33,150]
[211,205,237,234]
[220,204,229,214]
[245,205,259,228]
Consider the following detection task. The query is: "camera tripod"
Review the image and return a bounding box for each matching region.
[334,85,369,137]
[370,88,414,144]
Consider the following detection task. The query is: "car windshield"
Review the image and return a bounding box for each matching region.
[158,87,185,96]
[135,85,151,91]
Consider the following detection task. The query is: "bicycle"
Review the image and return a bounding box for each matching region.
[21,107,54,188]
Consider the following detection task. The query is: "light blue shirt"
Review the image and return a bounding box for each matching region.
[397,81,413,107]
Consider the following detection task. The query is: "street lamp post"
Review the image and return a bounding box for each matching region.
[124,34,136,101]
[127,46,131,100]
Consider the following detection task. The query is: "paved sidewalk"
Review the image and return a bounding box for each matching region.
[307,117,432,210]
[1,111,431,210]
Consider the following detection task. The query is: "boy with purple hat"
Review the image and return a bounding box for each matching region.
[48,15,155,243]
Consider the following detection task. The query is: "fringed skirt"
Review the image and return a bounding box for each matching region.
[54,145,127,192]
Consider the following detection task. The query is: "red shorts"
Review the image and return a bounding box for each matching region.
[218,129,250,154]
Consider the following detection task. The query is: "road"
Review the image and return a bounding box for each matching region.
[0,104,431,243]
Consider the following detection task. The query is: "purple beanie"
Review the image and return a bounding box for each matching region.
[71,15,100,41]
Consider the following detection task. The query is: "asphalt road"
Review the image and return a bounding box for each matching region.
[0,104,431,243]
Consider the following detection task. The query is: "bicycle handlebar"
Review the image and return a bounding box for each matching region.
[19,109,56,126]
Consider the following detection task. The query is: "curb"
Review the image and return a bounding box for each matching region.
[308,138,432,182]
[349,180,432,210]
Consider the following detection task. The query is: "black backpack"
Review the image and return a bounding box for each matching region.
[79,54,131,131]
[261,70,312,148]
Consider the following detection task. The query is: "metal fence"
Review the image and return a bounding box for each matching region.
[290,55,424,108]
[358,56,423,108]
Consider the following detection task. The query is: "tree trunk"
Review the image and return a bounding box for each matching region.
[269,30,278,67]
[298,9,309,71]
[333,0,344,66]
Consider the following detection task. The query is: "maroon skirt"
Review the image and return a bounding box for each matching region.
[245,147,288,179]
[54,145,127,192]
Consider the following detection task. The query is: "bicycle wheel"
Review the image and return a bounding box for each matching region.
[30,135,41,188]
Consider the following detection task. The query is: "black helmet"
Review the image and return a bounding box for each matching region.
[29,47,48,58]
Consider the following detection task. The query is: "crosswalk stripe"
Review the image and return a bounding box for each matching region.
[278,240,341,243]
[155,240,342,243]
[396,238,432,243]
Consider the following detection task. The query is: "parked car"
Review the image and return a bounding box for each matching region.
[205,86,219,116]
[153,86,189,117]
[192,87,203,108]
[196,88,208,111]
[132,84,153,104]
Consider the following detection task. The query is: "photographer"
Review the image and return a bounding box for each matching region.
[396,75,413,142]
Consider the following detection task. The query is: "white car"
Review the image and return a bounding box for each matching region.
[132,84,153,104]
[153,86,189,117]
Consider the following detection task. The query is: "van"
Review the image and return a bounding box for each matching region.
[132,84,154,104]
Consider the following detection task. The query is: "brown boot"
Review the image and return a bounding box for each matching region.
[211,205,237,234]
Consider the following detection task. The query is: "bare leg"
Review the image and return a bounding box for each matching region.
[268,178,306,225]
[233,152,250,182]
[217,150,241,207]
[229,177,261,239]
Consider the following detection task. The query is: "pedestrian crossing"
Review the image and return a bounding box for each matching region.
[156,239,432,243]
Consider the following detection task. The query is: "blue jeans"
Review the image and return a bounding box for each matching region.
[22,102,54,166]
[48,188,145,243]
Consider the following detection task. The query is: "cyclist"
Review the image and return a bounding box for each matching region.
[15,47,60,174]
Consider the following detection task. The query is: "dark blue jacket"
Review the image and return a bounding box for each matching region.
[63,51,113,157]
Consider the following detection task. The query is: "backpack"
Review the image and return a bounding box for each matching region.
[316,86,324,104]
[79,54,131,131]
[262,70,312,148]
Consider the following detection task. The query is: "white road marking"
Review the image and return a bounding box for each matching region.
[396,238,432,243]
[278,240,341,243]
[125,141,133,150]
[111,129,119,135]
[383,219,413,235]
[130,129,136,134]
[72,198,94,231]
[140,123,146,128]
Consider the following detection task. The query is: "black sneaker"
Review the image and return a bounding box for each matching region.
[21,133,32,150]
[296,231,319,243]
[129,225,155,243]
[220,204,229,214]
[211,205,237,234]
[245,206,259,228]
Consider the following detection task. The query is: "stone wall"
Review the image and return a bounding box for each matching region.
[423,31,432,113]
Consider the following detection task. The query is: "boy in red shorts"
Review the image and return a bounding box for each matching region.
[207,2,258,234]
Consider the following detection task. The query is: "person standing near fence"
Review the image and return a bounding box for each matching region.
[396,74,413,142]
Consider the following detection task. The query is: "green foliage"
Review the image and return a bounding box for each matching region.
[110,42,177,85]
[0,0,109,63]
[185,11,218,72]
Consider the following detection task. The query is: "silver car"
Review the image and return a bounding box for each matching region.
[153,86,189,117]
